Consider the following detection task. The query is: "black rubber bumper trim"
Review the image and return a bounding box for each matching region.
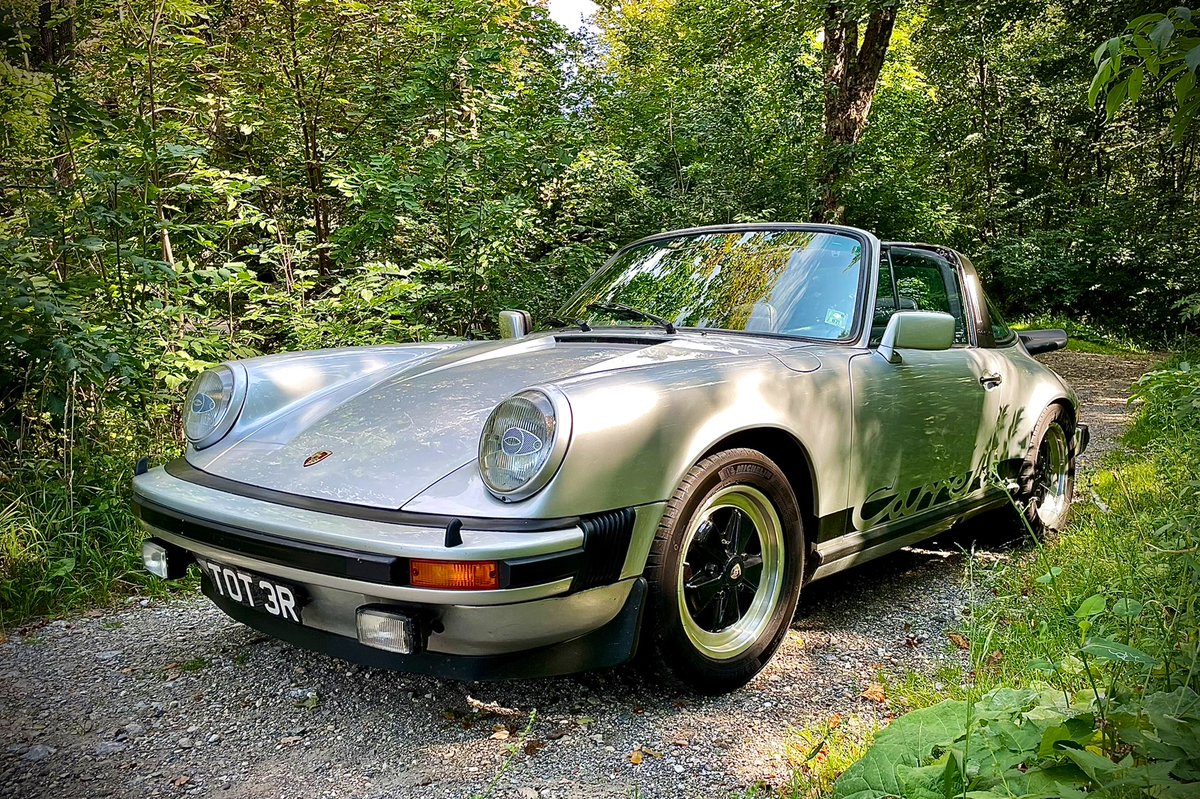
[203,577,648,680]
[135,497,405,584]
[133,496,591,589]
[163,458,582,533]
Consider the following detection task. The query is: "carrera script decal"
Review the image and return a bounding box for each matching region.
[856,467,985,530]
[853,403,1031,530]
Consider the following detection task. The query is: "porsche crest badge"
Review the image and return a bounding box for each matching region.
[303,450,332,468]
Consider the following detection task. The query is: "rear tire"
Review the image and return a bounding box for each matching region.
[643,448,805,694]
[1015,405,1076,536]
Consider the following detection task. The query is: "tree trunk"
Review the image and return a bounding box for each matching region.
[281,0,333,278]
[36,0,76,68]
[816,1,898,223]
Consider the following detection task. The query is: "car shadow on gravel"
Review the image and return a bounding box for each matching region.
[795,507,1029,621]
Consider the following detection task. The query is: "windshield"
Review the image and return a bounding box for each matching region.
[558,228,865,341]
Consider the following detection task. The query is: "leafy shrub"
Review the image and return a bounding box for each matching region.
[834,685,1200,799]
[1129,362,1200,434]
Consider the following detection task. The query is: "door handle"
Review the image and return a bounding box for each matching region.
[979,372,1003,389]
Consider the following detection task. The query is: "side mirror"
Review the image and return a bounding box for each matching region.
[878,311,956,363]
[498,309,532,339]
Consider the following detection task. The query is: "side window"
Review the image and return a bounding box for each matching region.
[871,259,903,345]
[985,295,1016,346]
[875,249,969,345]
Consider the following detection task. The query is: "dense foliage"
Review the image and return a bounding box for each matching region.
[0,1,1197,619]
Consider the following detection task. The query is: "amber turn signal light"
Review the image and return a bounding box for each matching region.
[409,559,501,590]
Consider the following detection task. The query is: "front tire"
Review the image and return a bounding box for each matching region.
[643,448,805,694]
[1016,405,1076,536]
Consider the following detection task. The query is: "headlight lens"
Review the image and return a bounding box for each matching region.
[184,366,240,448]
[479,389,570,500]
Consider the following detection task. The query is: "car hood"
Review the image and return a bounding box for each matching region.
[189,332,792,509]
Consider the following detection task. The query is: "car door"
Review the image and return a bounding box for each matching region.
[958,260,1037,468]
[846,247,1005,536]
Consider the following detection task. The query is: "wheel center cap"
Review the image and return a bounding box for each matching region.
[728,562,743,582]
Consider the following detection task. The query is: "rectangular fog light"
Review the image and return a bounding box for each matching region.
[356,607,419,654]
[142,540,170,579]
[142,539,189,580]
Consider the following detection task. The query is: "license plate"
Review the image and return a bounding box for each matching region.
[197,558,305,623]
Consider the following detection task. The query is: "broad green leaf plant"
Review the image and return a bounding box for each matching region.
[1091,7,1200,141]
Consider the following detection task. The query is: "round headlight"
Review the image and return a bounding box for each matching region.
[479,388,571,500]
[184,366,244,449]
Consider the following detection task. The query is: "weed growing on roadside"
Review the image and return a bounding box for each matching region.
[471,710,537,799]
[785,714,876,799]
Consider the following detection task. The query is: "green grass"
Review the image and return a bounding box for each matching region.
[0,408,187,628]
[784,715,877,799]
[880,665,970,712]
[959,443,1198,696]
[0,482,186,627]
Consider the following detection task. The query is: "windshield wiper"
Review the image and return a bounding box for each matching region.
[586,302,677,334]
[543,316,591,332]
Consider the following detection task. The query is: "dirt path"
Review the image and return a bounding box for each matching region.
[0,350,1157,799]
[1036,350,1159,466]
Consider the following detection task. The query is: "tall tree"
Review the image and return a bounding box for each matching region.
[817,0,898,222]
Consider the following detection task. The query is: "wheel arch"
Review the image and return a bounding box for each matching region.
[1048,396,1077,428]
[698,427,819,555]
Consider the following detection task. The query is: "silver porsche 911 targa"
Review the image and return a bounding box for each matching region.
[133,223,1087,693]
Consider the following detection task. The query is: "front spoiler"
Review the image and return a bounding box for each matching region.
[205,577,648,680]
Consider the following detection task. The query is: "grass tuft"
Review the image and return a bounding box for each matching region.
[784,715,877,799]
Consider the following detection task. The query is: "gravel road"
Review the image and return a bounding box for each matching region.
[0,350,1157,799]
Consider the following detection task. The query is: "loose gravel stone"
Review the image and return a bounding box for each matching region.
[22,745,55,763]
[0,351,1145,798]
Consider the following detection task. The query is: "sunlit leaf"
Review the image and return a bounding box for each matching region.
[1080,638,1156,665]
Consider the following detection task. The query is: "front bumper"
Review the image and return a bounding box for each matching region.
[1075,422,1090,456]
[204,575,647,680]
[133,463,661,676]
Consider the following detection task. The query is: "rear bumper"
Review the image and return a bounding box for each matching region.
[1075,422,1090,456]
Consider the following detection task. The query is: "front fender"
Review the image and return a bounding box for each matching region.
[403,350,856,521]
